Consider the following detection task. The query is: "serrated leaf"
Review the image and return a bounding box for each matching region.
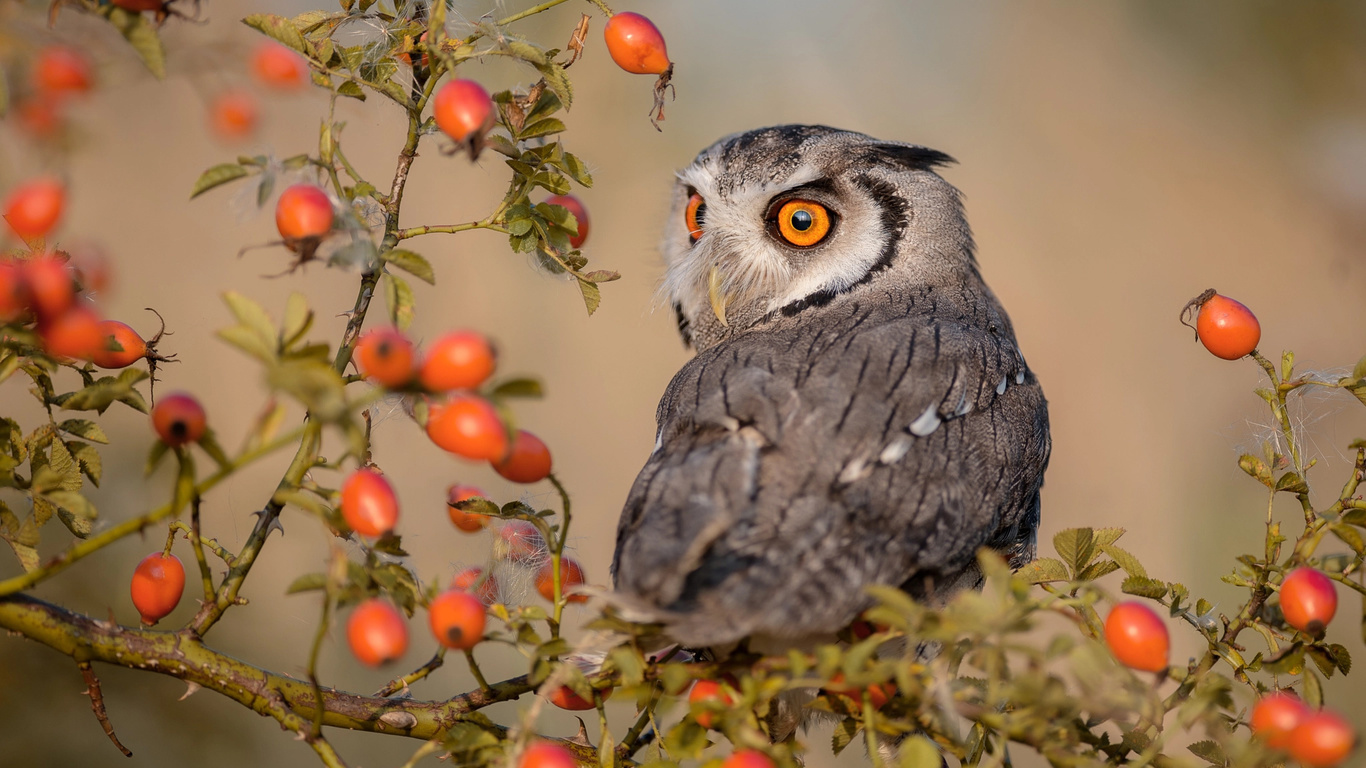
[242,14,309,55]
[1015,557,1070,584]
[1098,543,1148,579]
[1053,527,1095,575]
[44,490,95,520]
[1077,559,1121,581]
[582,270,621,283]
[536,61,573,109]
[191,164,250,199]
[519,118,566,140]
[577,278,601,315]
[1307,646,1338,678]
[48,439,82,491]
[337,80,366,100]
[561,152,592,187]
[3,536,38,571]
[831,717,858,756]
[381,249,435,285]
[67,442,102,487]
[381,273,414,330]
[1187,740,1226,766]
[57,420,108,444]
[1120,575,1168,599]
[104,8,165,78]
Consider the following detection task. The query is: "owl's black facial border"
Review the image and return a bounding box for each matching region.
[762,181,840,249]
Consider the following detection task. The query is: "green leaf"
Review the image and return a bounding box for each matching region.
[561,152,592,187]
[381,273,415,330]
[58,369,150,415]
[1331,524,1366,555]
[281,292,313,347]
[1120,576,1168,599]
[145,440,170,476]
[1187,740,1226,767]
[1053,527,1095,575]
[381,249,435,285]
[337,80,366,100]
[217,326,276,365]
[44,489,96,520]
[223,291,278,349]
[1098,544,1148,579]
[1302,666,1324,708]
[535,61,573,109]
[286,572,328,594]
[103,8,165,78]
[1015,557,1069,584]
[1275,471,1310,494]
[831,717,858,756]
[190,164,250,199]
[583,270,621,283]
[490,378,543,400]
[57,420,108,445]
[267,360,348,422]
[1239,454,1274,487]
[67,441,102,487]
[198,430,233,471]
[519,118,566,140]
[899,736,943,768]
[577,278,601,316]
[242,14,310,55]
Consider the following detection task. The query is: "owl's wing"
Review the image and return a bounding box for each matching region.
[610,307,1050,646]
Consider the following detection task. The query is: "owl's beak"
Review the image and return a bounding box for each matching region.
[707,267,730,327]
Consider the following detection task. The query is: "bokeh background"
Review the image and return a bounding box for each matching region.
[2,1,1366,766]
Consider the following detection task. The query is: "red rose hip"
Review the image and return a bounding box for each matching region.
[428,589,486,650]
[347,598,408,667]
[1279,567,1337,636]
[604,13,670,75]
[131,552,185,625]
[151,392,207,447]
[339,468,399,537]
[1103,601,1169,672]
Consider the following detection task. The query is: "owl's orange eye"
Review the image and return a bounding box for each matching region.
[685,193,706,243]
[774,199,832,247]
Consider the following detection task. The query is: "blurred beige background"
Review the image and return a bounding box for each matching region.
[2,1,1366,766]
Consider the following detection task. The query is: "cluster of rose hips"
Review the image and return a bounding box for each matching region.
[209,42,309,143]
[2,180,172,370]
[6,44,93,141]
[127,393,211,625]
[1103,567,1352,765]
[352,325,556,484]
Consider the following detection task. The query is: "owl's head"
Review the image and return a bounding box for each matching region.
[661,125,977,351]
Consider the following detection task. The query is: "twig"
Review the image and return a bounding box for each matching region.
[78,661,132,757]
[377,649,447,697]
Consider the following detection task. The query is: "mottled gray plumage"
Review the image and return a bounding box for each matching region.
[611,125,1050,650]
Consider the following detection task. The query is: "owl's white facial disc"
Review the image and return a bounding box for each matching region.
[657,125,956,350]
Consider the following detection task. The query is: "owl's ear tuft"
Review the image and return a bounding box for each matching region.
[860,144,957,172]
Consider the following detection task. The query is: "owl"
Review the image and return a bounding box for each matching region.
[610,125,1051,654]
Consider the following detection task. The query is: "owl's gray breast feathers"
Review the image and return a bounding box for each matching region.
[611,287,1049,646]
